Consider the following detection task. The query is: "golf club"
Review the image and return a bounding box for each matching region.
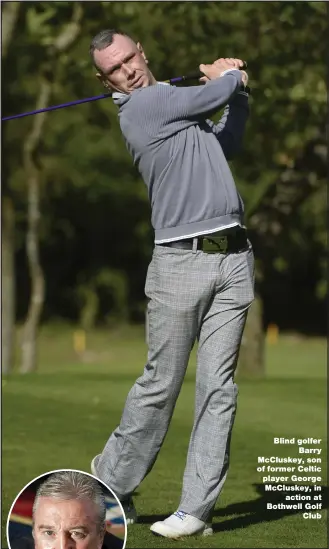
[2,62,247,122]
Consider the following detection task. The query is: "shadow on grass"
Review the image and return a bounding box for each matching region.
[137,484,328,530]
[211,483,328,532]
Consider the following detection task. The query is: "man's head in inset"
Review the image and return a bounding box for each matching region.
[32,471,106,549]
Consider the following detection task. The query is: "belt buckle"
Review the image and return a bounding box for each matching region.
[202,236,228,254]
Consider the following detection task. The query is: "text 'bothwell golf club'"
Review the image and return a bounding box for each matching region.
[257,437,323,520]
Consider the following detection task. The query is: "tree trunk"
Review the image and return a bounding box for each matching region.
[20,166,46,373]
[20,81,51,373]
[237,294,265,378]
[2,2,20,57]
[1,198,16,374]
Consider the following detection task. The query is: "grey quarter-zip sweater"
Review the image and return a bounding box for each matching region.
[112,69,249,243]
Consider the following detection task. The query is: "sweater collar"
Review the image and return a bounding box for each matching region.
[112,81,170,102]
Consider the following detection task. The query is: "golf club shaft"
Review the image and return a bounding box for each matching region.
[2,62,248,121]
[1,93,113,121]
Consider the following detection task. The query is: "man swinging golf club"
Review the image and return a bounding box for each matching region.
[89,29,254,539]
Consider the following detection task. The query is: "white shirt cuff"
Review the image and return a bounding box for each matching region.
[220,68,241,77]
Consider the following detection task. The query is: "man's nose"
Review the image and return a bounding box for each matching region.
[122,63,135,77]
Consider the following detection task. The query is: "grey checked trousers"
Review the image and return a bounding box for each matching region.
[95,243,255,521]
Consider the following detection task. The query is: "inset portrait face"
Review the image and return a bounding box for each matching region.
[33,495,104,549]
[7,470,127,549]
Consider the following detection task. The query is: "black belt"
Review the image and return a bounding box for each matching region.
[159,228,248,254]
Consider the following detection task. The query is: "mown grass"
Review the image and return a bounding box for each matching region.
[2,325,327,548]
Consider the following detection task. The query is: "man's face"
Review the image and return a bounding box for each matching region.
[33,497,105,549]
[94,34,156,94]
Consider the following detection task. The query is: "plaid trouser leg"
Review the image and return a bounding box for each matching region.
[179,245,255,521]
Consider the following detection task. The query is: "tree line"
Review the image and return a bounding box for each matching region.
[2,1,327,374]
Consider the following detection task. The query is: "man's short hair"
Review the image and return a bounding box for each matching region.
[32,471,106,532]
[90,29,133,70]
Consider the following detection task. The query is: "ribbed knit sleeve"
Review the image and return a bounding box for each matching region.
[129,71,243,137]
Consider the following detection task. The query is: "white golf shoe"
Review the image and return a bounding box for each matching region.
[150,510,213,539]
[91,455,138,525]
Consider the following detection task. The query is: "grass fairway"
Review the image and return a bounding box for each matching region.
[2,325,327,548]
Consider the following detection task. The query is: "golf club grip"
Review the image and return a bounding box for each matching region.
[171,61,248,83]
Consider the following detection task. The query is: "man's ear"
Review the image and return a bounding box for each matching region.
[96,72,110,90]
[137,42,148,63]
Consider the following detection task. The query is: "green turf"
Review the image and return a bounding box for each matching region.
[2,326,328,548]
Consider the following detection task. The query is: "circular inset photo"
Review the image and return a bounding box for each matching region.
[6,469,127,549]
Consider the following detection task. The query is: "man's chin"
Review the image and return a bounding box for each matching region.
[132,75,152,90]
[132,76,145,89]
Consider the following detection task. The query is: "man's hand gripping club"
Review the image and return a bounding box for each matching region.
[199,57,248,86]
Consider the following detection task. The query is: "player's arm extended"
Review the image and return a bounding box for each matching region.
[137,69,243,123]
[205,88,250,160]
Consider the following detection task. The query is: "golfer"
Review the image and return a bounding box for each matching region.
[89,29,254,539]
